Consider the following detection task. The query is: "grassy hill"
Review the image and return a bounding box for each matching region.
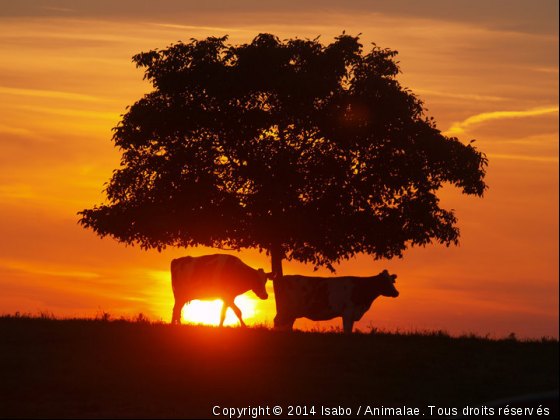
[0,315,557,419]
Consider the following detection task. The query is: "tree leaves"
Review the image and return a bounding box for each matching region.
[79,33,488,270]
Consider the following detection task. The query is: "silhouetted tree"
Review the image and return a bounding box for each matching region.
[79,33,487,282]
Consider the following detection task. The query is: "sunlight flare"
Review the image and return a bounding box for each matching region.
[181,295,259,326]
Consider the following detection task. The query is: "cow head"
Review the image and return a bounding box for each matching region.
[252,269,270,300]
[379,270,399,298]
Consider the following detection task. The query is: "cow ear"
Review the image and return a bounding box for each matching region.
[382,269,389,275]
[391,274,397,282]
[266,272,275,280]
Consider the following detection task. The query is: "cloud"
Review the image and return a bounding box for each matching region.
[0,259,101,279]
[0,123,34,137]
[0,86,102,102]
[0,123,50,141]
[2,1,558,36]
[444,106,560,136]
[149,23,245,33]
[534,67,560,74]
[486,153,559,163]
[415,89,508,102]
[0,184,37,199]
[16,105,121,120]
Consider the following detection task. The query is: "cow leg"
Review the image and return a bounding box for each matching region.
[229,301,246,327]
[172,301,185,325]
[274,314,295,331]
[219,302,228,327]
[342,317,354,334]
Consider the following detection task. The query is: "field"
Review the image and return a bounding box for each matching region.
[0,316,558,419]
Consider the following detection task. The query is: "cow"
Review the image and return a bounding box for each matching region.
[171,254,271,326]
[273,270,399,333]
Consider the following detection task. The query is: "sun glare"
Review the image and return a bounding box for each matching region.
[181,295,259,326]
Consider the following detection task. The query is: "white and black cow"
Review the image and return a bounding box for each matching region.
[171,254,271,326]
[273,270,399,333]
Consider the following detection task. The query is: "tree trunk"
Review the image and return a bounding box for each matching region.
[270,243,284,279]
[270,244,284,324]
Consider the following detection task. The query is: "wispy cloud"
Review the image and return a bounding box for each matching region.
[445,106,560,136]
[149,23,245,33]
[415,89,507,102]
[534,67,560,74]
[0,123,49,141]
[0,259,101,280]
[0,86,102,102]
[0,184,36,199]
[16,105,120,121]
[487,153,559,163]
[0,123,35,137]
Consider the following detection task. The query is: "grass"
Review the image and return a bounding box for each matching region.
[0,315,558,419]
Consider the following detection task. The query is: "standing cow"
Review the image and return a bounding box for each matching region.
[273,270,399,333]
[171,254,271,326]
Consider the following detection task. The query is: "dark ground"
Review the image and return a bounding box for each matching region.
[0,316,557,419]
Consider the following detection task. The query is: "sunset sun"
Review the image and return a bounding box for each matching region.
[181,295,259,326]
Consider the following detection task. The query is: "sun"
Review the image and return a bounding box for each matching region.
[181,295,259,326]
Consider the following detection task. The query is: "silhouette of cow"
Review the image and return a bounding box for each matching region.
[273,270,399,333]
[171,254,271,326]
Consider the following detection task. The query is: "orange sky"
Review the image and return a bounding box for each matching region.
[0,0,558,338]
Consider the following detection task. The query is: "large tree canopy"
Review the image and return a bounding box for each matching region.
[79,33,487,273]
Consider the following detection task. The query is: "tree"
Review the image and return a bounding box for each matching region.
[79,33,487,285]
